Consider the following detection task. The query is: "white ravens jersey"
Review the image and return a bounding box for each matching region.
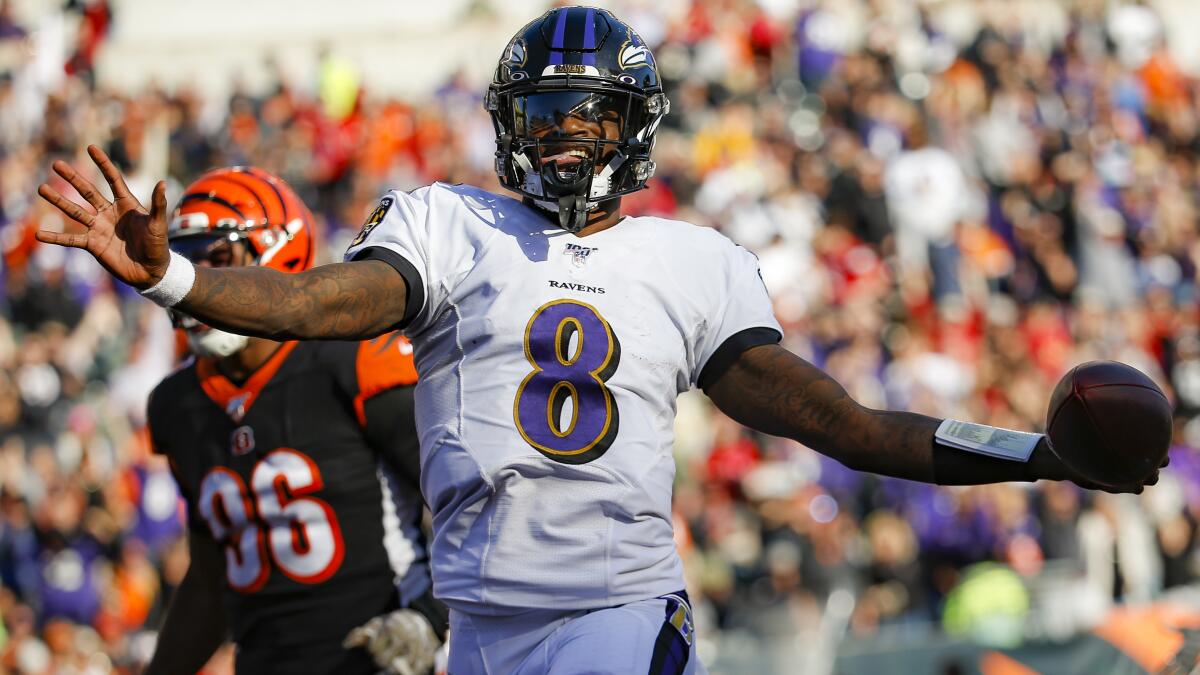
[346,183,781,614]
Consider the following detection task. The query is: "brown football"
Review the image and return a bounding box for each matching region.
[1046,361,1172,488]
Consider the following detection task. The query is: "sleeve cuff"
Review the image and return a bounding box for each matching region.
[697,326,782,391]
[351,246,426,330]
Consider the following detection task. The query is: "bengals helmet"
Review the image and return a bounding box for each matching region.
[167,167,315,357]
[168,166,315,273]
[487,6,670,232]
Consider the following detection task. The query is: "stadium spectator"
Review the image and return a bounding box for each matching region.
[1,0,1199,672]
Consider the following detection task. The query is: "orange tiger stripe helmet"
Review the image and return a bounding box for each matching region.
[168,167,315,273]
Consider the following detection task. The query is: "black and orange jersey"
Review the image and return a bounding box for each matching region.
[147,333,426,672]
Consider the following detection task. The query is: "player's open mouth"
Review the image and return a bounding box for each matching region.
[540,149,591,167]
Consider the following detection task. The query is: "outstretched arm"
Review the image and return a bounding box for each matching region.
[179,260,406,340]
[705,344,1159,492]
[35,146,407,340]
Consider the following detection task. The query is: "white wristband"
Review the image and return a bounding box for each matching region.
[934,419,1042,462]
[139,251,196,308]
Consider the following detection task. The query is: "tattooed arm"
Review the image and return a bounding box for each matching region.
[705,344,1156,491]
[34,146,407,340]
[180,261,407,340]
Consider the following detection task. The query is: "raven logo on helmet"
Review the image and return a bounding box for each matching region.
[506,38,527,67]
[618,40,652,70]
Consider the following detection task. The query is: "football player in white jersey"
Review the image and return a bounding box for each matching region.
[35,7,1162,674]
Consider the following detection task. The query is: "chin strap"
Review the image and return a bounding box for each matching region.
[540,159,594,233]
[555,193,589,232]
[590,151,626,200]
[511,148,630,232]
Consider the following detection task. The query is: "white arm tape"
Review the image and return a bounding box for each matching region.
[139,251,196,308]
[934,419,1043,462]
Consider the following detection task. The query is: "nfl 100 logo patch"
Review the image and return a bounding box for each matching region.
[563,243,597,268]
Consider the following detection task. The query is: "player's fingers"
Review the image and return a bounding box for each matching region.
[35,229,89,249]
[149,180,168,226]
[1078,475,1142,494]
[88,144,136,202]
[38,184,96,228]
[1161,455,1170,468]
[343,616,383,649]
[367,630,394,659]
[388,657,418,675]
[51,159,109,211]
[1099,484,1133,495]
[1066,471,1107,492]
[1122,481,1145,494]
[342,626,369,649]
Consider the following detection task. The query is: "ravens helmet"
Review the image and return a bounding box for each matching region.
[487,6,670,232]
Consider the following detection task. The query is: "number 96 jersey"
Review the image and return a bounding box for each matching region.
[147,336,428,655]
[346,184,782,614]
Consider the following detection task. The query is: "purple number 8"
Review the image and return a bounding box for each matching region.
[514,299,621,464]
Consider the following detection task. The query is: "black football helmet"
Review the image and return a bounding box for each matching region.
[486,6,670,232]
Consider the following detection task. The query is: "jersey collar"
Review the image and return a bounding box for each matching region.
[196,341,298,423]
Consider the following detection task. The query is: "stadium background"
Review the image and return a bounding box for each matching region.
[2,0,1200,673]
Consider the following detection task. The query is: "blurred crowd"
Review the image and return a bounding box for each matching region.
[2,0,1200,672]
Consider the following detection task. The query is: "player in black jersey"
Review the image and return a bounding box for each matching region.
[143,167,445,675]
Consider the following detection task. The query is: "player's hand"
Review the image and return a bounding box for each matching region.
[36,145,171,290]
[343,608,440,675]
[1030,437,1168,494]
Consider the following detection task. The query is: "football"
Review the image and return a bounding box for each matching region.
[1046,361,1173,488]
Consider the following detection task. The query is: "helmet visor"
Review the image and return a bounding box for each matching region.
[169,233,246,268]
[514,91,628,141]
[167,234,254,332]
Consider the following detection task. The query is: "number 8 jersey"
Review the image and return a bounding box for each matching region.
[347,184,782,614]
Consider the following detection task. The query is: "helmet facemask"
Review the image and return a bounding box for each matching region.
[487,7,670,232]
[183,324,250,359]
[167,233,255,358]
[489,84,669,232]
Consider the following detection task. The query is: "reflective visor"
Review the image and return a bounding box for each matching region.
[514,91,628,140]
[169,233,243,268]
